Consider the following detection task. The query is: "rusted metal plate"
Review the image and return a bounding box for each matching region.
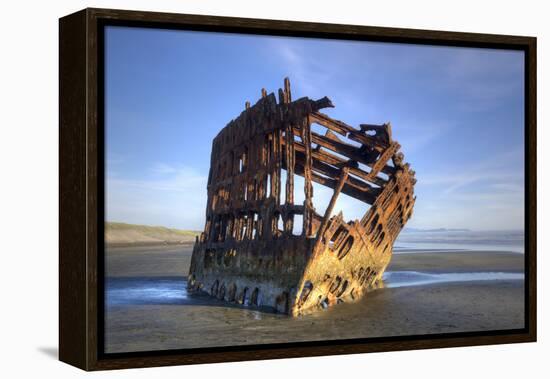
[188,78,416,316]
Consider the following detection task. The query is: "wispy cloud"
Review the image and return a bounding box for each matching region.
[408,145,524,230]
[267,39,328,97]
[441,48,524,113]
[106,164,208,229]
[105,29,524,231]
[394,119,457,155]
[421,147,524,195]
[151,162,178,175]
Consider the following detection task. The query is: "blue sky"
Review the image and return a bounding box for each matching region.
[105,26,525,231]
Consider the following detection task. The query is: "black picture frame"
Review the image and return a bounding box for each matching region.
[59,7,537,371]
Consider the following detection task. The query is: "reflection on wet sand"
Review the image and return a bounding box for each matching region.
[104,244,525,353]
[106,271,524,307]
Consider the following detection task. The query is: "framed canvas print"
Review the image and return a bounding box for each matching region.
[59,8,536,371]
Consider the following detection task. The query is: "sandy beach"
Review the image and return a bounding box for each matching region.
[104,244,524,353]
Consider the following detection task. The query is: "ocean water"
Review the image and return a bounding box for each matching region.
[106,270,524,308]
[382,271,524,288]
[106,277,188,306]
[394,230,524,254]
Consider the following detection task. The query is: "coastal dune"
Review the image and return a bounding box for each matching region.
[105,222,200,247]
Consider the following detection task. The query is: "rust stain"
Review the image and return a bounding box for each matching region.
[188,78,416,315]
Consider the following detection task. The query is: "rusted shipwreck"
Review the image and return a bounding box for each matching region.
[188,78,416,316]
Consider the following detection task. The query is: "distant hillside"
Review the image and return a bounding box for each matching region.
[403,227,471,233]
[105,222,201,246]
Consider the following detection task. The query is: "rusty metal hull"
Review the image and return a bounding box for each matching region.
[188,78,416,315]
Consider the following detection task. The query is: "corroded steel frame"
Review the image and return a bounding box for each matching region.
[188,78,416,315]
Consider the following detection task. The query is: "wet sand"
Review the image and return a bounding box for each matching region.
[104,245,525,353]
[106,244,193,277]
